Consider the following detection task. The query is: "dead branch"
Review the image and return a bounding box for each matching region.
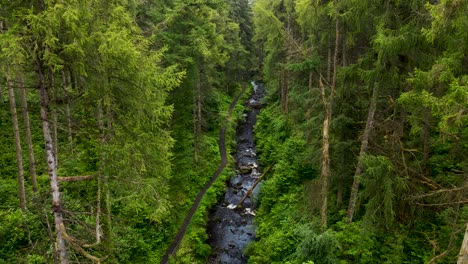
[58,175,94,182]
[416,200,468,207]
[236,164,274,208]
[428,204,461,264]
[59,223,108,263]
[409,185,468,200]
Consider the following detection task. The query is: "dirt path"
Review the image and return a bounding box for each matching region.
[160,84,248,264]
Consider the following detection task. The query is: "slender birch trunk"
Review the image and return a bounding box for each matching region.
[346,82,378,223]
[18,73,38,192]
[7,70,27,212]
[37,62,68,264]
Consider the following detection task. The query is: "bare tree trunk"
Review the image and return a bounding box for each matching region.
[331,21,339,90]
[320,76,331,229]
[320,19,339,230]
[280,69,289,114]
[422,109,431,173]
[327,45,332,83]
[194,63,202,163]
[52,110,58,166]
[336,26,347,207]
[458,223,468,264]
[97,103,106,245]
[37,62,68,264]
[309,71,313,92]
[342,26,347,67]
[104,103,113,238]
[50,72,58,168]
[18,73,37,192]
[282,11,293,114]
[98,102,112,241]
[62,70,73,152]
[346,82,377,223]
[336,143,345,207]
[193,86,200,163]
[7,70,27,212]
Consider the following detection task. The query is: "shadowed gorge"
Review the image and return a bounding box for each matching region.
[206,81,265,264]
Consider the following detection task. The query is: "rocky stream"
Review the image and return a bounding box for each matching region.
[206,81,265,264]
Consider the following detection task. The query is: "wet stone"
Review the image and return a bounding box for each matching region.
[207,82,265,264]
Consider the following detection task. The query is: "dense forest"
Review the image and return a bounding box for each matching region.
[0,0,466,263]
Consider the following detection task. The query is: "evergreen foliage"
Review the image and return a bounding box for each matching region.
[250,0,467,263]
[0,0,467,263]
[0,0,252,262]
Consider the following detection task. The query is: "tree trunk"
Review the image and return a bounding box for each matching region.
[336,140,345,207]
[320,19,339,230]
[7,70,27,212]
[346,81,378,223]
[37,62,68,264]
[18,73,38,192]
[319,86,331,229]
[97,103,106,244]
[50,72,59,168]
[62,70,73,152]
[194,63,202,163]
[327,45,332,83]
[336,30,348,207]
[98,102,112,240]
[458,223,468,264]
[422,108,431,172]
[280,69,289,114]
[52,110,58,166]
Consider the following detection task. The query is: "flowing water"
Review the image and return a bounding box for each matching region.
[207,82,265,264]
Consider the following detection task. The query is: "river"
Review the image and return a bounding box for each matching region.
[206,81,265,264]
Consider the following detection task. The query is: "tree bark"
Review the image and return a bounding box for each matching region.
[346,81,378,223]
[320,19,339,230]
[7,70,27,212]
[422,108,431,173]
[336,139,345,207]
[194,62,202,163]
[458,223,468,264]
[98,102,112,240]
[58,176,93,182]
[320,89,331,230]
[62,70,73,152]
[37,61,68,264]
[280,69,289,114]
[236,164,274,208]
[18,73,38,192]
[97,103,106,245]
[327,44,332,83]
[50,72,59,168]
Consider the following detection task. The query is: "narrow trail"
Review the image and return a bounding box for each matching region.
[206,81,265,264]
[161,84,248,264]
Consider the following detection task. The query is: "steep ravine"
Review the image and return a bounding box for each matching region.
[207,81,265,264]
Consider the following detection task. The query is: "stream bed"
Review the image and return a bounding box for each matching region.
[206,82,265,264]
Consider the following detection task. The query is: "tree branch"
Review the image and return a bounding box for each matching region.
[59,223,108,263]
[236,164,274,208]
[58,175,94,182]
[416,200,468,207]
[409,185,468,200]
